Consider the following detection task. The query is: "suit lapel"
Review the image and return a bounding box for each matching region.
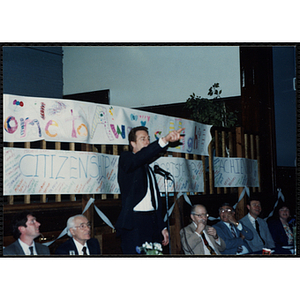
[15,240,26,255]
[70,238,79,255]
[189,223,206,254]
[87,239,93,254]
[204,226,221,255]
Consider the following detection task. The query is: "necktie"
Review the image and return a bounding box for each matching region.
[201,232,216,255]
[147,166,157,210]
[29,246,34,255]
[82,246,88,255]
[230,223,243,253]
[255,220,265,245]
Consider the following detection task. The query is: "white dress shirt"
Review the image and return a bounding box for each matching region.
[72,238,90,255]
[18,239,37,255]
[133,138,168,212]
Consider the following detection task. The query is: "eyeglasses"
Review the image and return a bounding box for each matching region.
[220,208,233,213]
[74,223,91,230]
[27,218,38,225]
[192,213,209,218]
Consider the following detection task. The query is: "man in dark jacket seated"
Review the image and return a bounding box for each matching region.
[3,210,50,256]
[213,203,253,255]
[55,214,101,255]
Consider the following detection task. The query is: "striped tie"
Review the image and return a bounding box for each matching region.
[230,223,243,253]
[201,232,216,255]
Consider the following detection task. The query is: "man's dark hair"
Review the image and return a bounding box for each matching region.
[11,210,34,240]
[246,197,261,206]
[128,126,149,151]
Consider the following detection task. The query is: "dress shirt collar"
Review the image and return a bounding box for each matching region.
[222,220,243,231]
[18,238,36,255]
[72,238,89,255]
[222,221,231,230]
[247,212,257,228]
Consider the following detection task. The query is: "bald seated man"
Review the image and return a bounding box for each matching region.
[180,204,226,255]
[55,214,101,255]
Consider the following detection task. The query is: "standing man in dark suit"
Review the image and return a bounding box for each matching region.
[115,126,184,254]
[55,214,101,255]
[213,203,253,254]
[3,210,50,256]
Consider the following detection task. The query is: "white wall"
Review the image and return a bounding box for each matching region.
[63,46,240,108]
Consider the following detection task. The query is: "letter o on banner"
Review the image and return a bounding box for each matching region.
[77,124,88,136]
[4,116,18,134]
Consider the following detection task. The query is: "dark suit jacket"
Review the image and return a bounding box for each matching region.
[3,240,50,256]
[115,140,167,234]
[55,238,101,255]
[268,219,294,248]
[180,223,226,255]
[213,221,253,254]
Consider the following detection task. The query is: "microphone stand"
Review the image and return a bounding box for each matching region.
[163,173,172,255]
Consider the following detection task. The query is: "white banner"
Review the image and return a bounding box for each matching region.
[214,157,259,187]
[3,147,119,196]
[151,156,204,193]
[4,147,204,195]
[3,94,212,156]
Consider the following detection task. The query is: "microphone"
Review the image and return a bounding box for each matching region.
[154,165,173,179]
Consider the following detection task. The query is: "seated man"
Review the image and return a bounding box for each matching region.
[180,204,226,255]
[239,198,275,253]
[3,210,50,256]
[55,214,101,255]
[213,203,253,255]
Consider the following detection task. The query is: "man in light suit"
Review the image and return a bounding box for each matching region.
[213,203,253,254]
[3,210,50,256]
[180,204,226,255]
[239,198,275,253]
[115,126,184,254]
[55,214,101,255]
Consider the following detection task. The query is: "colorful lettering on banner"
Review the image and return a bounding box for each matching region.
[45,120,58,137]
[4,147,205,196]
[154,131,162,140]
[150,156,204,193]
[20,117,42,138]
[4,116,18,134]
[110,124,126,139]
[3,94,212,156]
[90,105,114,141]
[175,119,184,149]
[40,102,46,120]
[214,157,259,188]
[77,124,88,137]
[48,101,66,115]
[66,109,81,138]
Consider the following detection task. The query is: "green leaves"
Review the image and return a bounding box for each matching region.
[185,83,238,128]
